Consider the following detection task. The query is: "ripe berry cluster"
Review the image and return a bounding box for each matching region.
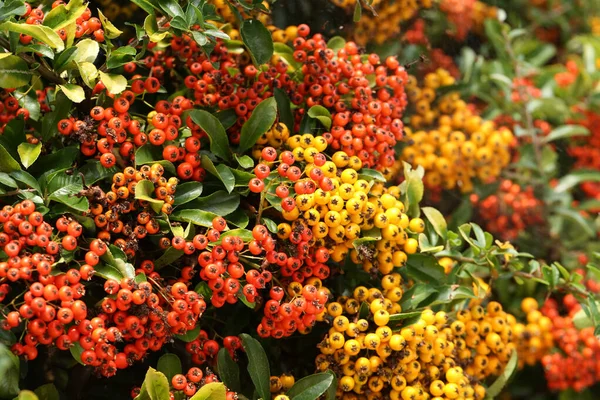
[541,295,600,392]
[470,180,545,241]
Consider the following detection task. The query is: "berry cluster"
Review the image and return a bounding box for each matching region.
[541,295,600,392]
[185,331,241,366]
[470,180,545,241]
[82,164,177,256]
[402,69,514,193]
[514,298,554,368]
[318,273,522,400]
[269,373,296,398]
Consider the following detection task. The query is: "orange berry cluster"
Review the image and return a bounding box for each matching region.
[541,295,600,392]
[83,164,177,257]
[0,200,89,362]
[0,89,50,129]
[184,331,241,366]
[513,298,554,369]
[470,180,545,241]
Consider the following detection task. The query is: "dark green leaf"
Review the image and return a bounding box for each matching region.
[262,217,277,233]
[106,46,136,69]
[240,334,270,400]
[69,342,84,365]
[0,0,26,22]
[274,88,293,133]
[215,109,237,130]
[201,155,235,193]
[287,372,334,400]
[307,105,332,130]
[40,91,72,142]
[34,384,59,400]
[157,354,182,382]
[353,0,361,22]
[0,143,21,172]
[174,326,201,343]
[173,182,203,206]
[404,254,445,285]
[153,248,184,270]
[184,190,240,215]
[0,343,20,398]
[240,19,273,66]
[238,97,277,153]
[217,348,241,393]
[188,110,232,161]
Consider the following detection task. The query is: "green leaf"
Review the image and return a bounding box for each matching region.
[0,172,17,188]
[184,190,240,215]
[144,14,168,43]
[554,207,595,238]
[131,0,158,14]
[106,46,136,69]
[287,372,334,400]
[239,334,270,400]
[17,391,38,400]
[187,110,232,161]
[156,354,182,382]
[554,170,600,193]
[201,155,235,193]
[77,61,98,88]
[217,348,241,393]
[171,209,219,228]
[174,326,201,342]
[399,162,424,217]
[215,109,237,130]
[58,83,85,103]
[17,142,41,169]
[11,170,40,193]
[157,0,185,19]
[262,217,277,233]
[357,168,386,182]
[43,0,86,30]
[17,44,54,60]
[14,87,40,121]
[0,54,31,88]
[173,182,203,206]
[80,160,118,185]
[0,343,20,398]
[307,105,332,130]
[135,367,171,400]
[405,254,445,285]
[429,285,476,306]
[0,22,64,51]
[189,383,226,400]
[543,125,589,143]
[485,350,518,399]
[327,36,346,51]
[74,39,99,63]
[273,88,293,132]
[325,370,337,400]
[98,9,123,39]
[100,245,135,279]
[134,180,164,213]
[153,247,184,270]
[235,155,254,169]
[0,142,21,172]
[98,71,127,95]
[240,19,273,66]
[33,384,59,400]
[238,97,277,153]
[0,0,26,22]
[353,0,361,22]
[69,342,84,365]
[421,207,447,239]
[389,310,424,322]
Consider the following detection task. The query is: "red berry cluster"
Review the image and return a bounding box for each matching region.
[403,19,428,45]
[291,29,407,169]
[470,180,544,241]
[541,295,600,392]
[0,90,49,129]
[0,200,89,362]
[258,282,328,338]
[184,331,241,366]
[19,2,107,43]
[90,279,204,376]
[440,0,476,40]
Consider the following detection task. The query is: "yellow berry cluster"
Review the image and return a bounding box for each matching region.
[590,16,600,36]
[270,374,296,399]
[253,122,292,159]
[349,0,432,45]
[401,69,514,193]
[275,134,423,272]
[317,275,528,400]
[514,298,554,369]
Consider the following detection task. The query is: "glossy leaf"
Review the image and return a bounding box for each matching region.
[134,180,165,214]
[421,207,447,240]
[0,22,64,51]
[0,343,20,398]
[240,19,273,65]
[173,182,203,206]
[217,348,241,393]
[0,54,31,89]
[157,354,182,382]
[240,334,270,400]
[43,0,86,30]
[307,105,332,129]
[98,9,123,39]
[188,110,232,161]
[99,71,127,95]
[274,88,294,132]
[135,367,171,400]
[189,383,226,400]
[74,39,99,63]
[286,372,334,400]
[201,155,235,193]
[17,142,42,169]
[238,97,277,153]
[174,326,201,342]
[543,124,589,143]
[58,83,85,103]
[153,248,184,270]
[485,351,518,399]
